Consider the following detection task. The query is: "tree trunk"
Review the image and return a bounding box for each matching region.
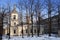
[31,13,33,37]
[0,14,3,40]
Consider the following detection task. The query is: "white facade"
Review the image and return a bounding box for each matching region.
[4,6,44,36]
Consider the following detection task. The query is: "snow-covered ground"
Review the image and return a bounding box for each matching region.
[2,34,60,40]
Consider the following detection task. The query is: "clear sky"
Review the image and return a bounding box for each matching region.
[0,0,18,5]
[0,0,59,6]
[0,0,59,7]
[0,0,59,19]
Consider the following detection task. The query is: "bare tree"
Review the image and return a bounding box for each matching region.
[23,0,30,36]
[28,0,35,37]
[0,6,3,40]
[45,0,52,36]
[34,0,43,36]
[17,0,24,38]
[0,5,7,40]
[7,3,11,39]
[57,1,60,35]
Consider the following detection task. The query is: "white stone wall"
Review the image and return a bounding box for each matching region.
[11,13,19,26]
[5,29,7,35]
[4,8,44,36]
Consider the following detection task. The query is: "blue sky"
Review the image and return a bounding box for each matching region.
[0,0,59,7]
[0,0,59,19]
[0,0,18,5]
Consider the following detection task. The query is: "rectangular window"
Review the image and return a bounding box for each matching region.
[34,29,36,33]
[30,29,32,33]
[14,30,16,34]
[26,29,27,33]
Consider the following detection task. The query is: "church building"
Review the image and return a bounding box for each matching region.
[4,5,44,36]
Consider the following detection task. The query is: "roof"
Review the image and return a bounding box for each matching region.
[11,4,18,14]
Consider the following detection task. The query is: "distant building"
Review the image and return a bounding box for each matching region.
[42,15,60,34]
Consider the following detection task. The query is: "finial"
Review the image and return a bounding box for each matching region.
[12,4,17,13]
[14,4,16,10]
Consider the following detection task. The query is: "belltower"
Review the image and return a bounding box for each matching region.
[10,4,19,36]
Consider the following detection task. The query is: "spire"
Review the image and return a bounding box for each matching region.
[14,4,16,10]
[12,4,17,13]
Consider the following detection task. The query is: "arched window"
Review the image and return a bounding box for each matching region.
[13,15,16,19]
[14,22,16,26]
